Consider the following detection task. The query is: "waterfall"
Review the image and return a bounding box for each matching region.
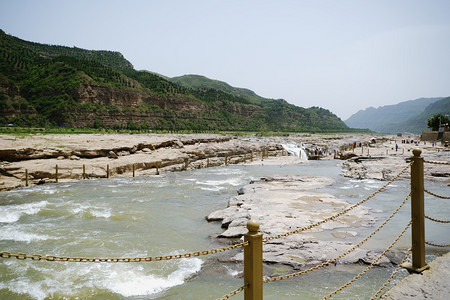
[281,143,308,160]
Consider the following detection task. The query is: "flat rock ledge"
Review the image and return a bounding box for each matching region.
[0,134,286,191]
[207,175,402,270]
[380,251,450,299]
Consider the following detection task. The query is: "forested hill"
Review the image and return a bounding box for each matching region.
[344,97,445,134]
[0,29,350,132]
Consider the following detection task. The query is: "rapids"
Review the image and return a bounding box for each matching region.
[1,161,448,299]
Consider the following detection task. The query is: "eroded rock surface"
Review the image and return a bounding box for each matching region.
[207,175,399,270]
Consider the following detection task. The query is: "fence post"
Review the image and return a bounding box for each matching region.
[244,220,263,300]
[83,164,86,179]
[407,149,428,273]
[55,164,59,183]
[107,164,110,178]
[132,163,135,177]
[25,169,29,186]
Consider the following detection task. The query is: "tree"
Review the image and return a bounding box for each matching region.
[427,114,450,131]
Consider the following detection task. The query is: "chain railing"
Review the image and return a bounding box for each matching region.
[216,285,247,300]
[425,215,450,223]
[321,221,412,299]
[424,241,450,247]
[2,149,449,299]
[424,188,450,199]
[423,159,450,165]
[422,159,450,249]
[263,162,411,243]
[370,249,412,300]
[263,192,411,283]
[0,242,248,263]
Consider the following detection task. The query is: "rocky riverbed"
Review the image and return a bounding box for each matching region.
[1,132,449,296]
[207,174,400,270]
[0,133,287,191]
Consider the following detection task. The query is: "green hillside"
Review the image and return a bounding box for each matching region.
[170,74,265,104]
[344,97,444,134]
[399,97,450,133]
[0,29,351,132]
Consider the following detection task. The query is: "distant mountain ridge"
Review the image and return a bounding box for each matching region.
[0,29,352,132]
[345,97,448,134]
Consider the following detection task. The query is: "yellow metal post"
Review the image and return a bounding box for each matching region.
[244,220,263,300]
[55,164,59,183]
[407,149,428,273]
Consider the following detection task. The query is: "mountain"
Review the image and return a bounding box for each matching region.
[344,97,445,134]
[170,74,266,104]
[0,29,350,132]
[398,97,450,133]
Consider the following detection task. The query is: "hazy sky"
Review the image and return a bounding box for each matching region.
[1,0,450,120]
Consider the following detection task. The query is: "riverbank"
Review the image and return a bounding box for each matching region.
[2,132,449,191]
[0,132,448,298]
[0,133,284,191]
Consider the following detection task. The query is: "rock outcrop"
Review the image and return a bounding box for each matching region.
[0,134,285,191]
[207,175,400,270]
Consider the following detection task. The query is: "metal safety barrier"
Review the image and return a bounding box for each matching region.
[2,149,449,300]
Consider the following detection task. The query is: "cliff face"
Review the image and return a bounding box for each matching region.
[75,83,207,112]
[70,83,262,128]
[0,76,37,120]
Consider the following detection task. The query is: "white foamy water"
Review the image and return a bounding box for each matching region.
[0,225,51,242]
[103,258,203,297]
[1,161,448,299]
[282,143,308,160]
[0,201,48,223]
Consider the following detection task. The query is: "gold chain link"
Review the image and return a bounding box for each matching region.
[321,221,412,300]
[263,163,411,243]
[370,249,412,300]
[216,285,247,300]
[425,215,450,223]
[425,241,450,247]
[424,160,450,165]
[263,192,411,283]
[0,241,248,263]
[425,189,450,199]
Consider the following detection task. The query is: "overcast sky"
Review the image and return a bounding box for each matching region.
[1,0,449,120]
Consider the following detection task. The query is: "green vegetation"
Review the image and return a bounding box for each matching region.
[427,113,450,131]
[0,29,353,133]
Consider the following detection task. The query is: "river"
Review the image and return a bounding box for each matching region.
[0,160,448,299]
